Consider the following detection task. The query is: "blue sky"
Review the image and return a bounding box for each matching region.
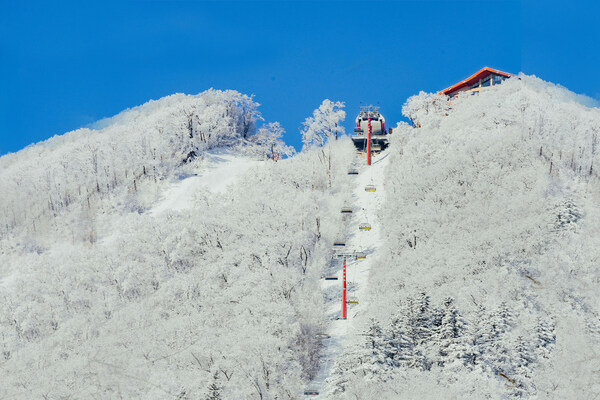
[1,0,598,154]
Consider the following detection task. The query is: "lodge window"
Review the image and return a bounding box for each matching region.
[493,75,503,85]
[470,81,480,90]
[481,76,491,87]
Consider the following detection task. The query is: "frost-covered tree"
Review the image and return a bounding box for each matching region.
[301,99,346,148]
[205,372,222,400]
[249,122,295,160]
[402,91,448,128]
[300,100,347,187]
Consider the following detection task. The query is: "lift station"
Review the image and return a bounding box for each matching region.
[351,106,390,165]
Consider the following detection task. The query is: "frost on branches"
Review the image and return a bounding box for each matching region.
[329,75,600,399]
[0,90,357,399]
[301,99,346,148]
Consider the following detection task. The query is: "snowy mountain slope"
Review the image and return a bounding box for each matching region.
[152,149,260,215]
[328,75,600,399]
[306,151,389,397]
[0,90,357,399]
[0,89,259,244]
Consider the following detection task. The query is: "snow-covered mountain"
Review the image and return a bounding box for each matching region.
[326,75,600,399]
[0,90,353,398]
[2,76,600,399]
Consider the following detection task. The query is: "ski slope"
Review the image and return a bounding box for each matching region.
[152,149,260,215]
[306,151,390,397]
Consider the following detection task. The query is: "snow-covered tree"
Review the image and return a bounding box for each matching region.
[249,122,295,160]
[300,99,346,148]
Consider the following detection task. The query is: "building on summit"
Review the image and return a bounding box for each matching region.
[439,67,515,98]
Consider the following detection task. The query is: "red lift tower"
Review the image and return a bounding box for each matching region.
[342,258,347,319]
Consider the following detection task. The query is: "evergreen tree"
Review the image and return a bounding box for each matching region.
[513,335,536,397]
[436,297,464,367]
[205,371,222,400]
[365,319,386,364]
[535,317,555,359]
[414,292,434,344]
[387,315,414,367]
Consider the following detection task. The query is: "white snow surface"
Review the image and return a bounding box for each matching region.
[307,151,389,397]
[152,149,260,215]
[3,76,600,399]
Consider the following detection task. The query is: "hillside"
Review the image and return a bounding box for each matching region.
[328,75,600,399]
[0,90,355,398]
[1,75,600,399]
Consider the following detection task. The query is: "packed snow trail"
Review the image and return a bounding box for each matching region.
[306,151,390,397]
[152,148,259,215]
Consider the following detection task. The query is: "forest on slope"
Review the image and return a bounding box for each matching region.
[329,76,600,399]
[0,90,355,398]
[3,75,600,399]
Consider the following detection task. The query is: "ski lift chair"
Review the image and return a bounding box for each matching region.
[359,223,372,231]
[333,241,346,247]
[347,169,359,175]
[355,252,366,260]
[365,185,376,192]
[341,207,353,214]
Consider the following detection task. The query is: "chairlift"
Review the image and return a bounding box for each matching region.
[333,252,354,259]
[304,390,319,396]
[347,169,359,175]
[365,185,376,192]
[324,275,338,280]
[359,223,372,231]
[372,144,382,151]
[341,207,353,214]
[333,241,346,247]
[346,298,359,305]
[355,252,366,260]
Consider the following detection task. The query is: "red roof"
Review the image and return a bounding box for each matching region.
[438,67,515,95]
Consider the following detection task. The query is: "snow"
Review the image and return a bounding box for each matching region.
[307,151,390,397]
[152,149,260,215]
[2,75,600,399]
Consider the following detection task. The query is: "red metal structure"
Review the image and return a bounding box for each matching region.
[367,117,372,166]
[438,67,515,97]
[342,259,347,319]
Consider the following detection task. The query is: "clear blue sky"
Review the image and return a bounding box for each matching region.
[1,0,598,155]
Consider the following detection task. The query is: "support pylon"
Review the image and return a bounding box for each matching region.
[367,117,372,165]
[342,258,347,319]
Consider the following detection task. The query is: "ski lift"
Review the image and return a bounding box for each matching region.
[341,207,353,214]
[365,185,376,192]
[372,144,382,151]
[304,390,319,396]
[324,275,338,280]
[346,298,359,305]
[333,241,346,247]
[359,223,372,231]
[347,169,359,175]
[355,252,366,260]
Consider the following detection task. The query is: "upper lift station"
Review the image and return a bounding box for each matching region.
[351,106,390,165]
